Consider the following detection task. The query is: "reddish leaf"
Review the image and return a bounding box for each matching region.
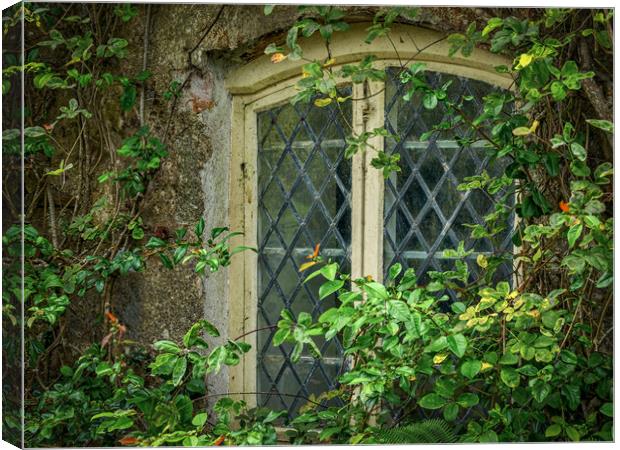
[118,436,139,446]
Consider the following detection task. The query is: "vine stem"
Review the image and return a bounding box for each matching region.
[139,4,152,127]
[233,325,277,341]
[593,291,612,350]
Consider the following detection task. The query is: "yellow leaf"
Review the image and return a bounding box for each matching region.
[517,53,533,69]
[513,298,524,310]
[45,162,73,176]
[466,318,478,328]
[476,254,488,268]
[324,58,336,67]
[508,290,519,299]
[433,353,448,364]
[299,261,317,272]
[529,119,540,133]
[481,362,493,371]
[314,97,332,107]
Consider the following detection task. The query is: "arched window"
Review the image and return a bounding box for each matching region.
[226,23,514,416]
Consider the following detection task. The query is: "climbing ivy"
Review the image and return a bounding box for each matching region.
[2,4,613,446]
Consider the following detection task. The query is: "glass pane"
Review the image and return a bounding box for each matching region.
[256,87,352,417]
[383,67,514,287]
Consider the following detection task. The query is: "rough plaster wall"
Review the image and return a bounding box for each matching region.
[198,58,233,397]
[113,5,302,369]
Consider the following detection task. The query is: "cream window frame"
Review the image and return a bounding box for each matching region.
[226,23,512,407]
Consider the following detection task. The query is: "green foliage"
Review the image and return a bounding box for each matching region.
[98,127,168,197]
[371,420,457,444]
[5,5,614,446]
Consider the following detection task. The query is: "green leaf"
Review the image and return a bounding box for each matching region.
[319,279,344,300]
[419,393,447,409]
[427,336,448,352]
[363,281,389,300]
[131,226,144,240]
[586,119,613,133]
[500,367,520,388]
[512,126,532,136]
[388,262,402,280]
[570,160,590,177]
[460,360,482,379]
[565,426,580,442]
[159,253,173,269]
[387,300,411,322]
[499,352,519,365]
[451,302,466,314]
[457,392,479,407]
[192,412,208,427]
[550,81,567,101]
[447,334,467,358]
[600,403,613,417]
[95,362,113,377]
[422,92,438,109]
[545,424,562,437]
[567,223,583,248]
[482,17,503,36]
[320,262,338,281]
[531,379,552,403]
[172,356,187,386]
[443,403,459,421]
[145,236,167,248]
[570,142,587,161]
[108,416,134,431]
[272,328,290,347]
[195,217,205,237]
[154,340,181,354]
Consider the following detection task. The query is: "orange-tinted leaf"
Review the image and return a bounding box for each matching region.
[270,53,287,63]
[559,201,570,212]
[106,311,118,323]
[119,436,139,446]
[311,243,320,258]
[212,435,226,446]
[299,261,317,272]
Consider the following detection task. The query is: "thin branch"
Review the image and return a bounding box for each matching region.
[233,325,277,341]
[139,4,152,127]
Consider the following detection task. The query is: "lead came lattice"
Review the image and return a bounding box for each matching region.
[256,89,352,417]
[383,68,514,294]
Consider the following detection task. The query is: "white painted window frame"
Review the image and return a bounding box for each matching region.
[225,23,512,406]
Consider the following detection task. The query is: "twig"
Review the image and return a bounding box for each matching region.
[46,185,59,248]
[139,4,152,127]
[164,6,226,144]
[188,5,225,66]
[233,325,277,341]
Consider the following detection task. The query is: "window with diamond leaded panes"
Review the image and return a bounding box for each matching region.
[256,88,352,417]
[229,59,514,419]
[383,68,514,298]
